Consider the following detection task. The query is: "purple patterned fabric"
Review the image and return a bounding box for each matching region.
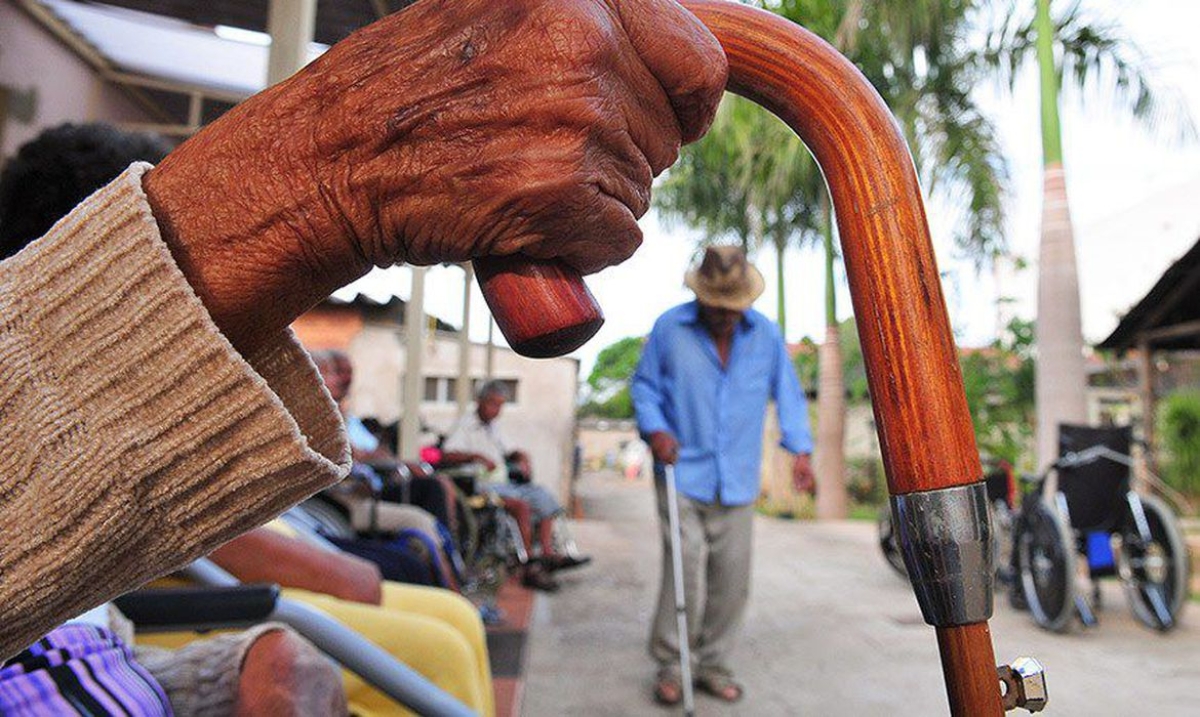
[0,624,172,716]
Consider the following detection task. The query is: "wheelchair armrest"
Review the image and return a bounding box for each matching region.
[115,584,280,630]
[1018,472,1042,485]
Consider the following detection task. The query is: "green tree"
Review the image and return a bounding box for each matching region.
[791,336,820,389]
[659,0,1017,518]
[579,337,643,419]
[959,318,1036,467]
[784,0,1013,517]
[982,0,1193,466]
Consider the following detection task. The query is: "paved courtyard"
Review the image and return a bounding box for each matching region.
[522,469,1200,716]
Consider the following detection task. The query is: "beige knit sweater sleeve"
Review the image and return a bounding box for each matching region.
[0,164,350,659]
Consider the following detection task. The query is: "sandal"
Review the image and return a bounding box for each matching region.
[540,553,593,572]
[653,668,683,706]
[695,670,744,703]
[521,565,560,592]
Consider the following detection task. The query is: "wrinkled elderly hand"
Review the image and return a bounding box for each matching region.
[143,0,726,354]
[792,453,815,495]
[649,431,679,465]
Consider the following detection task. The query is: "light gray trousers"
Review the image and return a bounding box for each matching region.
[649,479,754,677]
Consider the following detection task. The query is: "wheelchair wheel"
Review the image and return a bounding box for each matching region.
[1119,494,1189,631]
[991,499,1015,584]
[877,507,908,578]
[1017,498,1077,632]
[449,485,481,565]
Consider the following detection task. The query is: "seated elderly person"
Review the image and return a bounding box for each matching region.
[441,381,591,590]
[0,122,346,717]
[314,349,458,531]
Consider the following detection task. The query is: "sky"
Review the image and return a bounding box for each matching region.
[336,0,1200,378]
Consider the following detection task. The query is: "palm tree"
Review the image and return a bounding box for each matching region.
[659,0,1015,518]
[813,198,848,519]
[982,0,1193,466]
[656,94,821,336]
[781,0,1011,518]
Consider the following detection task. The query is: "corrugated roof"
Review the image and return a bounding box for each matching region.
[1097,234,1200,352]
[29,0,416,125]
[42,0,322,97]
[324,292,459,332]
[81,0,415,48]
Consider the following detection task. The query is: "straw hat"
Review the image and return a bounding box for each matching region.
[684,245,765,311]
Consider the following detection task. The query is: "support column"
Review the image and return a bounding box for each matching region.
[399,266,427,460]
[485,318,496,380]
[267,0,317,86]
[1136,338,1157,486]
[456,264,474,414]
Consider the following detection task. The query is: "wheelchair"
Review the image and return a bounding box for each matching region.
[879,458,1016,580]
[1012,424,1191,633]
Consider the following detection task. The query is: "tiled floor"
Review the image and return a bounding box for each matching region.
[488,578,537,717]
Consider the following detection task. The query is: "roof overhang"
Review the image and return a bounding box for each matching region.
[1097,234,1200,353]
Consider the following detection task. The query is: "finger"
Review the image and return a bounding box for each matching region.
[600,34,685,176]
[584,122,654,217]
[517,183,644,274]
[609,0,728,144]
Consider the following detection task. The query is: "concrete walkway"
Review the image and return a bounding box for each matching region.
[523,469,1200,716]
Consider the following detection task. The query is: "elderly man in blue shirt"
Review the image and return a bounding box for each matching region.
[632,245,815,706]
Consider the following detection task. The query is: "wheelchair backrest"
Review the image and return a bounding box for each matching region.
[1056,424,1132,532]
[982,460,1014,508]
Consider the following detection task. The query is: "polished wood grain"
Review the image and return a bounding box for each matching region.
[474,255,604,358]
[937,623,1005,716]
[477,2,1002,713]
[683,4,1001,714]
[479,0,983,491]
[684,0,982,497]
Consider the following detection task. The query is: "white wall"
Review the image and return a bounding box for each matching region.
[1,1,152,159]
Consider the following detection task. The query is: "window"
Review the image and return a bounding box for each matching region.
[421,377,470,403]
[422,377,519,404]
[424,377,441,402]
[471,378,519,404]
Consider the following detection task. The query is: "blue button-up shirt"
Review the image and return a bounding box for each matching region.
[631,302,814,506]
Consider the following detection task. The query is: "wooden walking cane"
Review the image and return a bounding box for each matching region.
[475,1,1040,713]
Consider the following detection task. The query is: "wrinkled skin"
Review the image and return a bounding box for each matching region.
[649,430,679,464]
[143,0,726,355]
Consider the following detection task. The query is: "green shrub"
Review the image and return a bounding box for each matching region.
[1160,391,1200,497]
[845,457,887,505]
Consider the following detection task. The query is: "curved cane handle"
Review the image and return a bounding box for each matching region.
[477,2,1003,713]
[683,3,1002,714]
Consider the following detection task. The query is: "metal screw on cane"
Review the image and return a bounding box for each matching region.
[665,463,696,717]
[997,657,1048,712]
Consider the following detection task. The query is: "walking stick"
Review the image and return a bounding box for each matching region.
[475,1,1045,713]
[663,463,696,717]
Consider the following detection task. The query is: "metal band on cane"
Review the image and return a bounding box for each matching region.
[891,482,994,627]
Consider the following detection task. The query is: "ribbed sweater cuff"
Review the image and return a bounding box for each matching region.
[0,163,350,659]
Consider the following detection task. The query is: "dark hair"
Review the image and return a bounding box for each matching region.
[476,379,511,401]
[0,123,171,260]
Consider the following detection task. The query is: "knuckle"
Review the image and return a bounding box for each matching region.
[649,141,680,176]
[541,3,621,70]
